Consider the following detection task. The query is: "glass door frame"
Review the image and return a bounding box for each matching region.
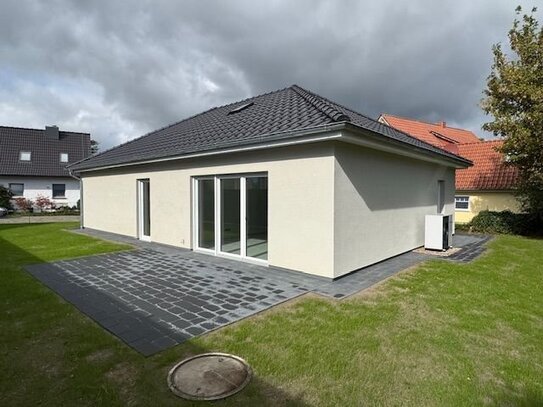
[192,172,268,265]
[137,179,151,242]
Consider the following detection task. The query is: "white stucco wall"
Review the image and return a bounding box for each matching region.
[333,141,455,278]
[0,176,80,208]
[82,142,336,277]
[80,135,460,279]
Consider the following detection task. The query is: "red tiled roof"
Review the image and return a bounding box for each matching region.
[380,114,481,148]
[379,114,518,191]
[455,140,518,191]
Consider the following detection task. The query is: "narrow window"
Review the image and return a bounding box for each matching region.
[9,183,24,196]
[19,151,31,161]
[52,184,66,198]
[60,153,69,163]
[455,196,470,210]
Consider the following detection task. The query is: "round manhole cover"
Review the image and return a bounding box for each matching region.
[167,353,252,401]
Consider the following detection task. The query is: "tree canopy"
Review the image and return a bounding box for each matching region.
[481,6,543,219]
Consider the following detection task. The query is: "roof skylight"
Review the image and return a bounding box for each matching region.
[228,102,254,115]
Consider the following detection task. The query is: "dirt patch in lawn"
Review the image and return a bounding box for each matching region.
[105,362,139,405]
[86,349,115,363]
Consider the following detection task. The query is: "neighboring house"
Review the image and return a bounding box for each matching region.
[454,141,520,223]
[0,125,91,208]
[377,114,520,223]
[378,114,481,147]
[70,85,470,279]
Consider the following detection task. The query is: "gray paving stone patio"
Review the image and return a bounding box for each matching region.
[25,229,491,355]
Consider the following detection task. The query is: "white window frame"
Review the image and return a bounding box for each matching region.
[455,195,470,211]
[192,176,215,255]
[192,172,268,266]
[19,151,31,161]
[137,179,151,242]
[60,153,69,163]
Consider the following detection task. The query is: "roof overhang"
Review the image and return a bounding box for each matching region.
[72,122,472,174]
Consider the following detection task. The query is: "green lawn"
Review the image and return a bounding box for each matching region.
[1,223,542,406]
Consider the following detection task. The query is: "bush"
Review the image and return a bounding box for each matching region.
[0,186,13,209]
[13,197,34,213]
[468,210,542,235]
[34,194,53,212]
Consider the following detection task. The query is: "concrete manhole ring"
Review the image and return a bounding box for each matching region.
[167,353,253,401]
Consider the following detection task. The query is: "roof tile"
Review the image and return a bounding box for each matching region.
[380,114,481,147]
[0,126,91,177]
[71,85,469,171]
[456,141,518,190]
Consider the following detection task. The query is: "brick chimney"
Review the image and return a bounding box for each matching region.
[45,125,59,140]
[437,121,446,128]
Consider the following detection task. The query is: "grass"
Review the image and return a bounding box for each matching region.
[1,223,542,406]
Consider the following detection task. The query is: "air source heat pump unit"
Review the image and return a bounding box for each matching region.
[425,214,453,251]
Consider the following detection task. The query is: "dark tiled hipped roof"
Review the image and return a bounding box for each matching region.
[71,85,469,171]
[0,126,91,177]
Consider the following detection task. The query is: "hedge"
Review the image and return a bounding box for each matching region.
[468,210,542,235]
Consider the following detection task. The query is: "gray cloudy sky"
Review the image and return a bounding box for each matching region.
[0,0,536,149]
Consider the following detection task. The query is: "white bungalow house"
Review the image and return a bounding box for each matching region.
[70,85,471,279]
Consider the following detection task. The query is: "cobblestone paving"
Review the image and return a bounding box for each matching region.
[25,230,490,355]
[447,234,493,262]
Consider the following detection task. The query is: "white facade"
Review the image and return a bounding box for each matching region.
[333,141,455,277]
[80,131,462,279]
[0,176,80,208]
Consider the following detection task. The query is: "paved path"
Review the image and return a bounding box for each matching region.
[25,229,491,355]
[0,215,79,224]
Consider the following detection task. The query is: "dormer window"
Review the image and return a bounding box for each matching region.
[19,151,31,161]
[60,153,69,163]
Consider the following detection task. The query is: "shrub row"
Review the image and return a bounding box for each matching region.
[467,210,542,236]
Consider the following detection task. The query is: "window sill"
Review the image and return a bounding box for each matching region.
[455,208,470,212]
[53,197,67,200]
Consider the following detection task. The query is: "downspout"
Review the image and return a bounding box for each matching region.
[68,169,83,229]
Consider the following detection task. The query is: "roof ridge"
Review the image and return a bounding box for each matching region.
[0,125,90,135]
[381,113,477,134]
[290,85,351,122]
[458,139,502,146]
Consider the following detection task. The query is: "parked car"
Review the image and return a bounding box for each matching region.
[0,207,7,217]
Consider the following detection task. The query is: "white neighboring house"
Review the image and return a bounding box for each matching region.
[0,125,91,210]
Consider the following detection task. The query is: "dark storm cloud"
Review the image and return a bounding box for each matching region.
[0,0,534,148]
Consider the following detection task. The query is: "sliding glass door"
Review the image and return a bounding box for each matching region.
[198,178,215,249]
[246,176,268,260]
[220,178,241,254]
[194,174,268,263]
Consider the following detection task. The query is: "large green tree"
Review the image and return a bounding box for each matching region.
[481,6,543,219]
